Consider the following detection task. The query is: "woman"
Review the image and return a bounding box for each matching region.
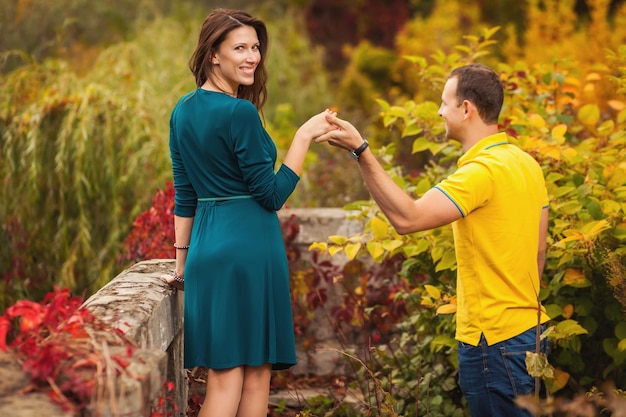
[164,8,334,417]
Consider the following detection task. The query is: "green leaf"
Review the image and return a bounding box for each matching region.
[430,334,457,352]
[526,352,554,379]
[597,120,615,136]
[578,104,600,126]
[402,122,422,137]
[382,239,403,252]
[552,320,589,340]
[403,239,430,257]
[615,322,626,340]
[412,136,434,153]
[435,250,457,272]
[375,98,390,112]
[545,304,564,319]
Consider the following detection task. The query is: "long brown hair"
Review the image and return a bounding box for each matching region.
[189,9,269,111]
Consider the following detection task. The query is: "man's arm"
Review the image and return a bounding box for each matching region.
[318,113,461,234]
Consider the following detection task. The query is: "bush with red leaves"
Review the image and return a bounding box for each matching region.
[0,287,135,412]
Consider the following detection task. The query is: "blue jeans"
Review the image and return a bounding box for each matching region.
[458,326,548,417]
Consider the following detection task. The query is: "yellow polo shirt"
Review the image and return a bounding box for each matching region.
[434,133,550,346]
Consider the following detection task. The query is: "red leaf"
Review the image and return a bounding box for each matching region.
[0,317,10,351]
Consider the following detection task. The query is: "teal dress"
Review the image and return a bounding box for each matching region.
[169,89,298,370]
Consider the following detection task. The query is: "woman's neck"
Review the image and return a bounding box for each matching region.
[201,80,237,97]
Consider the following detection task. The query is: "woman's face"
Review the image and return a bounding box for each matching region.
[211,25,260,95]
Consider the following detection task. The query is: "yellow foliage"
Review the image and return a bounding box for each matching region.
[436,303,457,315]
[366,241,385,260]
[370,216,389,239]
[563,268,591,288]
[344,242,361,260]
[424,284,441,300]
[546,368,571,393]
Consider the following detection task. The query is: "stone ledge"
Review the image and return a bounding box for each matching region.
[2,259,185,417]
[1,208,362,417]
[82,259,186,416]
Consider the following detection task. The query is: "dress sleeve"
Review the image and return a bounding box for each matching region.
[231,101,299,211]
[170,105,197,217]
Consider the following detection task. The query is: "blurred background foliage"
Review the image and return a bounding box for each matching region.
[0,0,626,415]
[2,1,626,410]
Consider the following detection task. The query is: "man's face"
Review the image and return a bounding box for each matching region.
[438,76,465,141]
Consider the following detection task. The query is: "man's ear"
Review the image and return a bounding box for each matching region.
[463,100,472,118]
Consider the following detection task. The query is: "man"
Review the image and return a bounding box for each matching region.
[316,63,550,416]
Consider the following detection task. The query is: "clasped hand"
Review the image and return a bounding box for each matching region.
[314,111,365,152]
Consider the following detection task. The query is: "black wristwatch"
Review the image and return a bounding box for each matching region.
[349,139,369,161]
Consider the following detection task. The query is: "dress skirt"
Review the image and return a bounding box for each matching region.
[183,197,297,370]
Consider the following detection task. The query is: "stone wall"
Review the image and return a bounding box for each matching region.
[1,208,363,417]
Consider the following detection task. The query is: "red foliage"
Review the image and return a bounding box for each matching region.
[0,287,135,412]
[150,381,179,417]
[310,253,412,344]
[120,181,176,264]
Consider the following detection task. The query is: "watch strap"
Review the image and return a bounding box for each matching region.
[349,139,369,160]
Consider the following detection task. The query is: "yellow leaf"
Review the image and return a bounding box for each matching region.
[420,296,435,307]
[538,145,561,160]
[308,242,327,252]
[577,104,600,126]
[546,369,570,393]
[424,285,441,299]
[344,242,361,260]
[585,72,602,81]
[329,246,343,256]
[328,235,347,245]
[366,241,385,260]
[371,217,388,239]
[382,239,403,252]
[529,113,546,130]
[584,219,611,239]
[551,124,567,138]
[558,232,585,244]
[563,268,591,288]
[436,304,457,315]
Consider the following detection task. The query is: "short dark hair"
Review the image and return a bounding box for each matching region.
[449,64,503,125]
[189,9,269,111]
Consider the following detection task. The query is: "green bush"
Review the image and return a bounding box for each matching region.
[313,13,626,417]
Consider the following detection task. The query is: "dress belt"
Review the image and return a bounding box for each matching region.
[198,195,253,202]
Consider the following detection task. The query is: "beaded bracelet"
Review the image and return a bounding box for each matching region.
[173,243,190,250]
[172,270,184,283]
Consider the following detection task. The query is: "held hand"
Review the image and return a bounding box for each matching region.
[315,112,365,151]
[297,109,338,140]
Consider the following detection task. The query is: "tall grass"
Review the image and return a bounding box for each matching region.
[0,18,195,308]
[0,8,339,309]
